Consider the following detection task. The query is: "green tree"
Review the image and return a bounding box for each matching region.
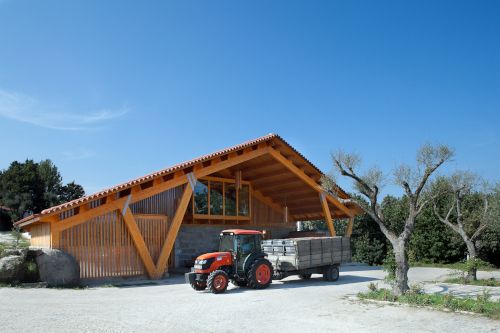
[38,159,63,208]
[59,181,85,202]
[0,159,85,227]
[0,160,45,221]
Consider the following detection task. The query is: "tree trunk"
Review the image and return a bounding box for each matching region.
[465,240,477,281]
[392,241,409,295]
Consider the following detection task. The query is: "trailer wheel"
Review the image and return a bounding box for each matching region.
[247,258,273,289]
[190,281,206,291]
[323,265,339,282]
[207,270,229,294]
[298,273,312,280]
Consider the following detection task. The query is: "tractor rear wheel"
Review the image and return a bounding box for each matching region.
[207,270,229,294]
[190,281,206,291]
[247,258,273,289]
[299,273,312,280]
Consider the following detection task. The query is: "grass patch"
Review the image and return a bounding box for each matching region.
[358,285,500,320]
[411,261,496,271]
[443,278,500,287]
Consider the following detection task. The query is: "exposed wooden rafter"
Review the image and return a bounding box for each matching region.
[268,149,353,218]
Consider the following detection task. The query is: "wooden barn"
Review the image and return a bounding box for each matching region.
[15,134,360,280]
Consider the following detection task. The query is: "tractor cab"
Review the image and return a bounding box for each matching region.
[219,229,262,254]
[185,229,273,294]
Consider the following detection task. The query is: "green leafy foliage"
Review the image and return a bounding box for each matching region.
[382,250,397,284]
[0,159,85,228]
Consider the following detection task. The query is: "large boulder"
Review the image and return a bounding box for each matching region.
[34,249,80,287]
[0,255,25,283]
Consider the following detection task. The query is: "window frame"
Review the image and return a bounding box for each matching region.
[192,176,251,220]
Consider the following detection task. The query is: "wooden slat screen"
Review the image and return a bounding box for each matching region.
[60,211,145,279]
[130,187,183,217]
[29,223,51,248]
[135,214,172,265]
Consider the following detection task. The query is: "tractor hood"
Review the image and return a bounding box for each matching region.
[196,252,231,260]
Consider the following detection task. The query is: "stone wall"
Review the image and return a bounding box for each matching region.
[174,225,296,268]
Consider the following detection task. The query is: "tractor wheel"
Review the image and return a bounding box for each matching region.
[298,273,312,280]
[207,270,229,294]
[323,265,339,282]
[231,280,247,287]
[247,258,273,289]
[190,281,206,291]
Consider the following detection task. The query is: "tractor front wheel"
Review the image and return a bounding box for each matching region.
[207,270,229,294]
[247,258,273,289]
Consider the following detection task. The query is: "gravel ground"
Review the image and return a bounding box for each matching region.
[0,265,498,333]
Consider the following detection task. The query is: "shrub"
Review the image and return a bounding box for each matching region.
[382,251,397,285]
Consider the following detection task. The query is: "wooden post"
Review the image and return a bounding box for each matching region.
[320,192,336,237]
[346,217,354,237]
[154,182,193,278]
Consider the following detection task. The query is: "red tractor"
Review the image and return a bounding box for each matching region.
[185,229,273,293]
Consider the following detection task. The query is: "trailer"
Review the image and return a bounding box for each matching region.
[262,236,351,281]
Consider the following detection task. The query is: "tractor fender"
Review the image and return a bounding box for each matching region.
[242,253,266,273]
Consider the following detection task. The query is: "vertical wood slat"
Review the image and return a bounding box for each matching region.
[60,211,145,279]
[134,214,169,263]
[28,223,51,248]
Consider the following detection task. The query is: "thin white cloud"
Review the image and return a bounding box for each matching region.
[0,89,128,130]
[61,148,95,161]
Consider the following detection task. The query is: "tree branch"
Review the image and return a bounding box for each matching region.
[433,201,458,232]
[334,159,374,198]
[471,196,490,241]
[415,158,447,198]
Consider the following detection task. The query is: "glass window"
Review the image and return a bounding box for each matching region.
[237,235,257,256]
[210,181,223,215]
[193,180,208,214]
[219,234,235,252]
[225,183,237,216]
[238,184,250,216]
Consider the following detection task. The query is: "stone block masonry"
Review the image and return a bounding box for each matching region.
[174,225,295,268]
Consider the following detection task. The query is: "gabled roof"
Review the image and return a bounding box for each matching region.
[16,134,356,227]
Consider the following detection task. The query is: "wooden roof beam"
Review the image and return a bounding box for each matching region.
[268,149,354,218]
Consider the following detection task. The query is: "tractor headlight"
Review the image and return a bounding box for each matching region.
[199,259,207,264]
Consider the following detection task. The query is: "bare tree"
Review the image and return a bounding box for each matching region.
[322,144,453,295]
[433,172,497,281]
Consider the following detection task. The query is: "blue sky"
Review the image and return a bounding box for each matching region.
[0,0,499,197]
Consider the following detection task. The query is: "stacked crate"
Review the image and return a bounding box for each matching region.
[262,236,351,272]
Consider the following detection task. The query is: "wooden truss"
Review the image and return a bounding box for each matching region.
[37,143,355,279]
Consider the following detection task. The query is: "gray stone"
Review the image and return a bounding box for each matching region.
[0,255,25,283]
[34,248,80,287]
